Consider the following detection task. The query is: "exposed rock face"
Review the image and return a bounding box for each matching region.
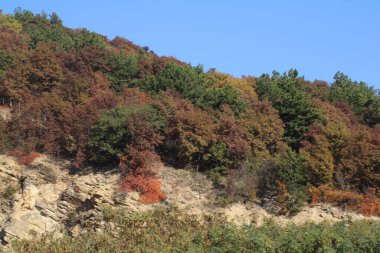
[0,154,379,245]
[0,155,153,244]
[158,168,216,216]
[0,108,11,122]
[0,155,69,243]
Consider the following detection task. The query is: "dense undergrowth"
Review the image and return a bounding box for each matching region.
[0,9,379,211]
[5,208,380,253]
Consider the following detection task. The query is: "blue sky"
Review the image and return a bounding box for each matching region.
[2,1,380,89]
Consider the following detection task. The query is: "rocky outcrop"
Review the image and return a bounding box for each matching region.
[0,154,379,245]
[0,155,69,243]
[0,155,152,244]
[0,108,11,122]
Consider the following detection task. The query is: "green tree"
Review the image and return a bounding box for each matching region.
[134,62,245,114]
[203,141,233,183]
[106,52,139,93]
[258,149,311,214]
[329,72,380,126]
[88,105,165,164]
[0,50,13,77]
[256,70,321,149]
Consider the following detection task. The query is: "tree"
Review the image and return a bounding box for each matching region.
[257,149,311,214]
[105,52,139,93]
[0,10,22,32]
[27,42,63,95]
[0,50,12,77]
[300,124,334,185]
[49,12,62,25]
[88,105,165,165]
[329,72,380,126]
[255,70,321,149]
[133,62,245,114]
[9,93,71,154]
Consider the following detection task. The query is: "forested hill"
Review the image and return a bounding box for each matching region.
[0,9,379,214]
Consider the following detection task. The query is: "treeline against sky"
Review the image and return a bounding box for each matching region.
[0,9,379,212]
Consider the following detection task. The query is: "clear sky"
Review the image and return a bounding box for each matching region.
[2,0,380,89]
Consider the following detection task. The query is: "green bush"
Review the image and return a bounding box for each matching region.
[88,105,165,164]
[258,149,311,214]
[203,141,232,184]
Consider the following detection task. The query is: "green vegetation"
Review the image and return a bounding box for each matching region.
[0,10,22,32]
[330,72,380,126]
[6,208,380,253]
[0,119,12,152]
[88,105,166,164]
[106,53,139,93]
[134,62,245,114]
[14,8,105,50]
[256,70,322,149]
[0,50,13,77]
[0,9,379,215]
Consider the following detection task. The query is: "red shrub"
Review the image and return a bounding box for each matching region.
[121,148,162,177]
[7,148,24,158]
[18,152,41,165]
[7,149,41,165]
[119,175,166,203]
[309,185,380,216]
[118,146,165,204]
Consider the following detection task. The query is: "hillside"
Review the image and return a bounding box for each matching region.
[0,9,380,251]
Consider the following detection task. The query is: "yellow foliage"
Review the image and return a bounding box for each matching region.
[300,128,334,184]
[206,71,258,101]
[0,11,22,32]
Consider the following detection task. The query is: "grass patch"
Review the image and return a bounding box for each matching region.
[5,207,380,253]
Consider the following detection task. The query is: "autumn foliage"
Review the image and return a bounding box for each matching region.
[119,175,166,203]
[0,10,379,211]
[118,149,166,203]
[7,148,41,165]
[309,185,380,216]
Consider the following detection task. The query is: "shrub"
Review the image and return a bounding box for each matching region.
[309,185,380,216]
[7,148,41,165]
[257,150,311,214]
[119,175,166,203]
[88,105,165,165]
[0,119,12,153]
[18,152,41,165]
